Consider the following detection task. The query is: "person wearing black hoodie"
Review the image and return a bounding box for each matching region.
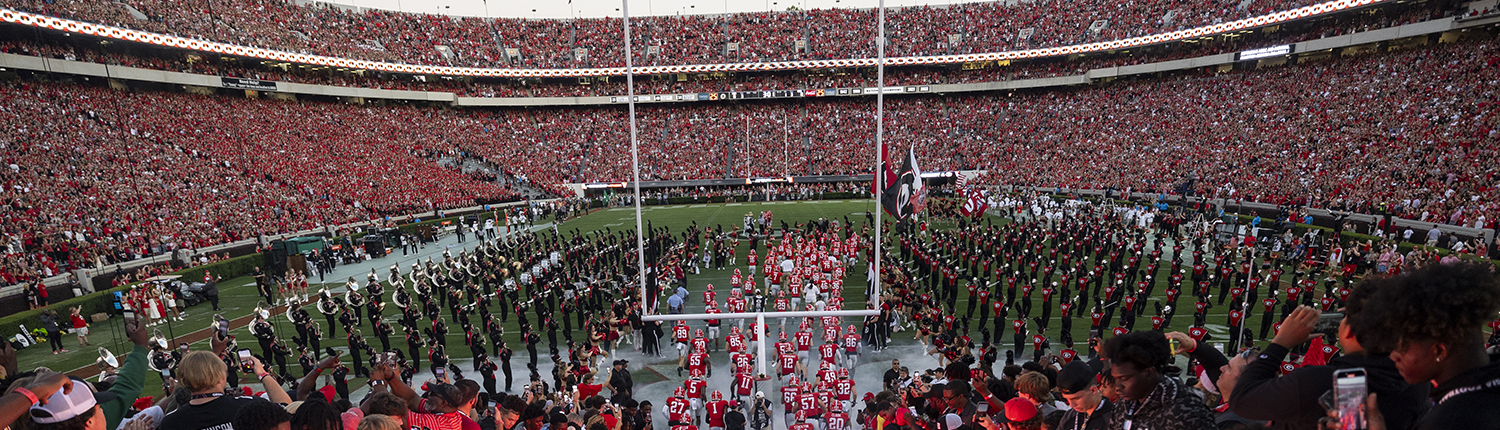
[1226,281,1428,430]
[1349,262,1500,430]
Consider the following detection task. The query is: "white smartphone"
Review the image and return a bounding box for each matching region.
[1334,367,1367,430]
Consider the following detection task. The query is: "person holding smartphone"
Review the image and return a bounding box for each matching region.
[157,351,291,430]
[1230,301,1427,430]
[1334,263,1500,429]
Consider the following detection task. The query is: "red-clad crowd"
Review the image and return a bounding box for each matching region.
[0,1,1446,99]
[0,82,519,285]
[1,24,1497,296]
[6,0,1342,69]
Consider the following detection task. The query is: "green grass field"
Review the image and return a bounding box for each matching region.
[22,198,1292,396]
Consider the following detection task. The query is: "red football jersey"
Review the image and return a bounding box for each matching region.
[780,386,801,411]
[819,344,839,364]
[735,373,755,395]
[687,353,709,378]
[834,379,854,401]
[825,412,851,430]
[666,398,691,423]
[706,400,729,427]
[779,353,798,375]
[684,378,707,399]
[795,331,813,351]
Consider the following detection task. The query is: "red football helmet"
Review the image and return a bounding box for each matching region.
[828,400,842,412]
[694,329,704,338]
[730,326,742,336]
[789,376,800,386]
[711,390,723,402]
[838,368,850,379]
[674,387,686,398]
[795,410,807,422]
[706,284,714,291]
[848,325,857,334]
[778,332,788,341]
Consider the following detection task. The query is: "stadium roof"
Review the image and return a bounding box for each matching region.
[317,0,989,20]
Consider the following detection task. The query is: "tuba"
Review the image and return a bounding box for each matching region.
[345,290,365,307]
[96,349,118,373]
[254,301,272,320]
[150,328,169,350]
[393,288,411,310]
[286,300,299,323]
[317,295,341,315]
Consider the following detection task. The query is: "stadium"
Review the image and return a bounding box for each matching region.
[0,0,1497,429]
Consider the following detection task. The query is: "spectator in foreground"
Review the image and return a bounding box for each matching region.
[1056,361,1111,430]
[1229,287,1428,430]
[156,351,292,430]
[1102,331,1215,430]
[1349,262,1500,430]
[25,375,117,430]
[233,400,293,430]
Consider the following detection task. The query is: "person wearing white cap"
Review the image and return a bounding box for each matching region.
[25,374,118,430]
[748,392,772,430]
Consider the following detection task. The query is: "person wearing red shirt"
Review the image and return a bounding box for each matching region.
[778,352,800,382]
[825,401,851,430]
[788,410,815,430]
[687,349,711,378]
[841,325,860,368]
[794,329,813,361]
[780,378,802,424]
[705,391,730,430]
[684,376,708,425]
[664,387,693,426]
[69,306,90,347]
[818,341,839,367]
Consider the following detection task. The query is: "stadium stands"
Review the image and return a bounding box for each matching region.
[0,0,1491,289]
[8,0,1351,69]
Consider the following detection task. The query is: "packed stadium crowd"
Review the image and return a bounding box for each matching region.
[0,1,1452,99]
[2,28,1498,287]
[7,0,1354,69]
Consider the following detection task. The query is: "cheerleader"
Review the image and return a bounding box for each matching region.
[160,284,184,322]
[146,286,164,327]
[293,269,310,303]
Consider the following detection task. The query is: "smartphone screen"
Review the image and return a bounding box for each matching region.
[1314,312,1344,336]
[435,367,447,382]
[1334,368,1367,430]
[122,309,136,320]
[237,349,254,373]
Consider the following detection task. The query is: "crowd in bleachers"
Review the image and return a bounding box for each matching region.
[0,15,1496,291]
[0,0,1450,99]
[6,0,1357,69]
[0,81,519,285]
